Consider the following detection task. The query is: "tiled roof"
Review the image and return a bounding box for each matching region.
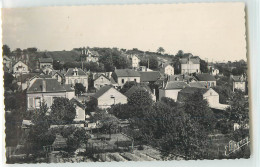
[178,87,209,94]
[65,68,87,76]
[140,71,161,82]
[189,82,206,88]
[27,78,66,93]
[195,74,216,81]
[110,77,117,84]
[164,81,189,90]
[124,84,152,98]
[17,73,51,83]
[92,85,113,99]
[232,76,246,82]
[63,84,75,92]
[180,58,200,64]
[94,74,110,82]
[39,58,53,63]
[114,69,141,77]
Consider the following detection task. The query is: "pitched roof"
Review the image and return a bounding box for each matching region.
[114,69,141,77]
[27,78,66,93]
[110,77,117,84]
[92,85,113,99]
[164,81,189,90]
[65,68,87,76]
[195,74,216,81]
[180,58,200,64]
[63,84,75,92]
[124,84,152,98]
[232,76,246,82]
[39,58,53,63]
[178,87,209,95]
[140,71,161,82]
[17,73,51,83]
[189,82,206,88]
[94,74,110,82]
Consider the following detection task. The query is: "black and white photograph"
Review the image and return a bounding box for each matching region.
[2,3,250,164]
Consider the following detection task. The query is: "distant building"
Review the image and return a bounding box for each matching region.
[180,57,200,74]
[51,71,65,84]
[85,50,99,63]
[161,64,174,76]
[139,71,161,84]
[27,78,75,110]
[39,58,53,69]
[231,75,246,92]
[194,74,216,88]
[131,55,140,68]
[64,68,88,89]
[125,84,156,101]
[92,85,127,109]
[211,68,220,76]
[178,87,229,110]
[13,61,29,75]
[70,98,86,122]
[112,69,141,87]
[159,81,189,101]
[94,74,114,90]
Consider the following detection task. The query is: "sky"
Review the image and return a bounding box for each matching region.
[2,3,247,62]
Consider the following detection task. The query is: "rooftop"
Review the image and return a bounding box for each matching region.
[92,85,113,99]
[195,74,216,81]
[139,71,161,82]
[163,81,189,90]
[232,76,246,82]
[124,84,152,98]
[114,69,141,77]
[27,78,66,93]
[180,57,200,64]
[65,68,87,76]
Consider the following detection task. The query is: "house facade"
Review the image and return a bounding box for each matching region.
[159,81,189,101]
[85,50,99,63]
[13,61,29,75]
[131,55,140,68]
[39,58,53,69]
[94,74,112,90]
[162,64,174,76]
[64,68,88,89]
[194,74,216,88]
[180,57,200,74]
[26,78,75,110]
[231,75,246,92]
[92,85,127,109]
[112,69,141,87]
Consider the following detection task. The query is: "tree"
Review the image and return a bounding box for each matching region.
[27,47,38,53]
[200,59,209,73]
[120,81,136,94]
[85,97,98,113]
[2,44,11,56]
[157,47,165,54]
[226,90,249,125]
[213,85,232,104]
[127,89,153,107]
[50,97,76,124]
[175,50,184,58]
[172,56,181,74]
[74,83,86,95]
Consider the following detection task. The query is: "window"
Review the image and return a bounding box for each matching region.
[122,79,125,84]
[35,98,41,108]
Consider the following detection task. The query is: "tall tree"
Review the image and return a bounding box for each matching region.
[74,83,86,95]
[50,97,76,124]
[157,47,165,54]
[2,44,11,56]
[200,59,209,73]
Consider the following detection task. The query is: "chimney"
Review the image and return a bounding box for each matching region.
[153,89,156,95]
[42,79,46,92]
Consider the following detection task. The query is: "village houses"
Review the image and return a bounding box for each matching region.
[92,85,127,109]
[85,49,99,63]
[64,68,88,90]
[39,58,53,69]
[13,61,30,76]
[159,81,189,101]
[194,73,217,88]
[93,74,118,90]
[131,55,140,69]
[26,78,75,110]
[180,56,200,74]
[231,75,246,92]
[112,69,141,87]
[161,64,174,76]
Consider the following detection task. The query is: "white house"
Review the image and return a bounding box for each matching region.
[231,75,246,92]
[64,68,88,90]
[180,57,200,74]
[177,87,229,110]
[211,68,220,76]
[26,78,75,110]
[94,74,113,90]
[131,55,140,68]
[112,69,141,87]
[161,64,174,76]
[92,85,127,109]
[13,61,29,75]
[159,81,189,101]
[85,49,99,63]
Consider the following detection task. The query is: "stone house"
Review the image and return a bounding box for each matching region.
[13,61,29,75]
[159,81,189,101]
[64,68,88,90]
[27,78,75,110]
[161,64,174,76]
[111,69,141,87]
[93,74,117,90]
[131,55,140,68]
[39,58,53,69]
[231,75,246,92]
[180,57,200,74]
[92,85,127,109]
[194,74,216,88]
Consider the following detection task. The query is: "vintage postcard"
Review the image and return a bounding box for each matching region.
[2,3,249,164]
